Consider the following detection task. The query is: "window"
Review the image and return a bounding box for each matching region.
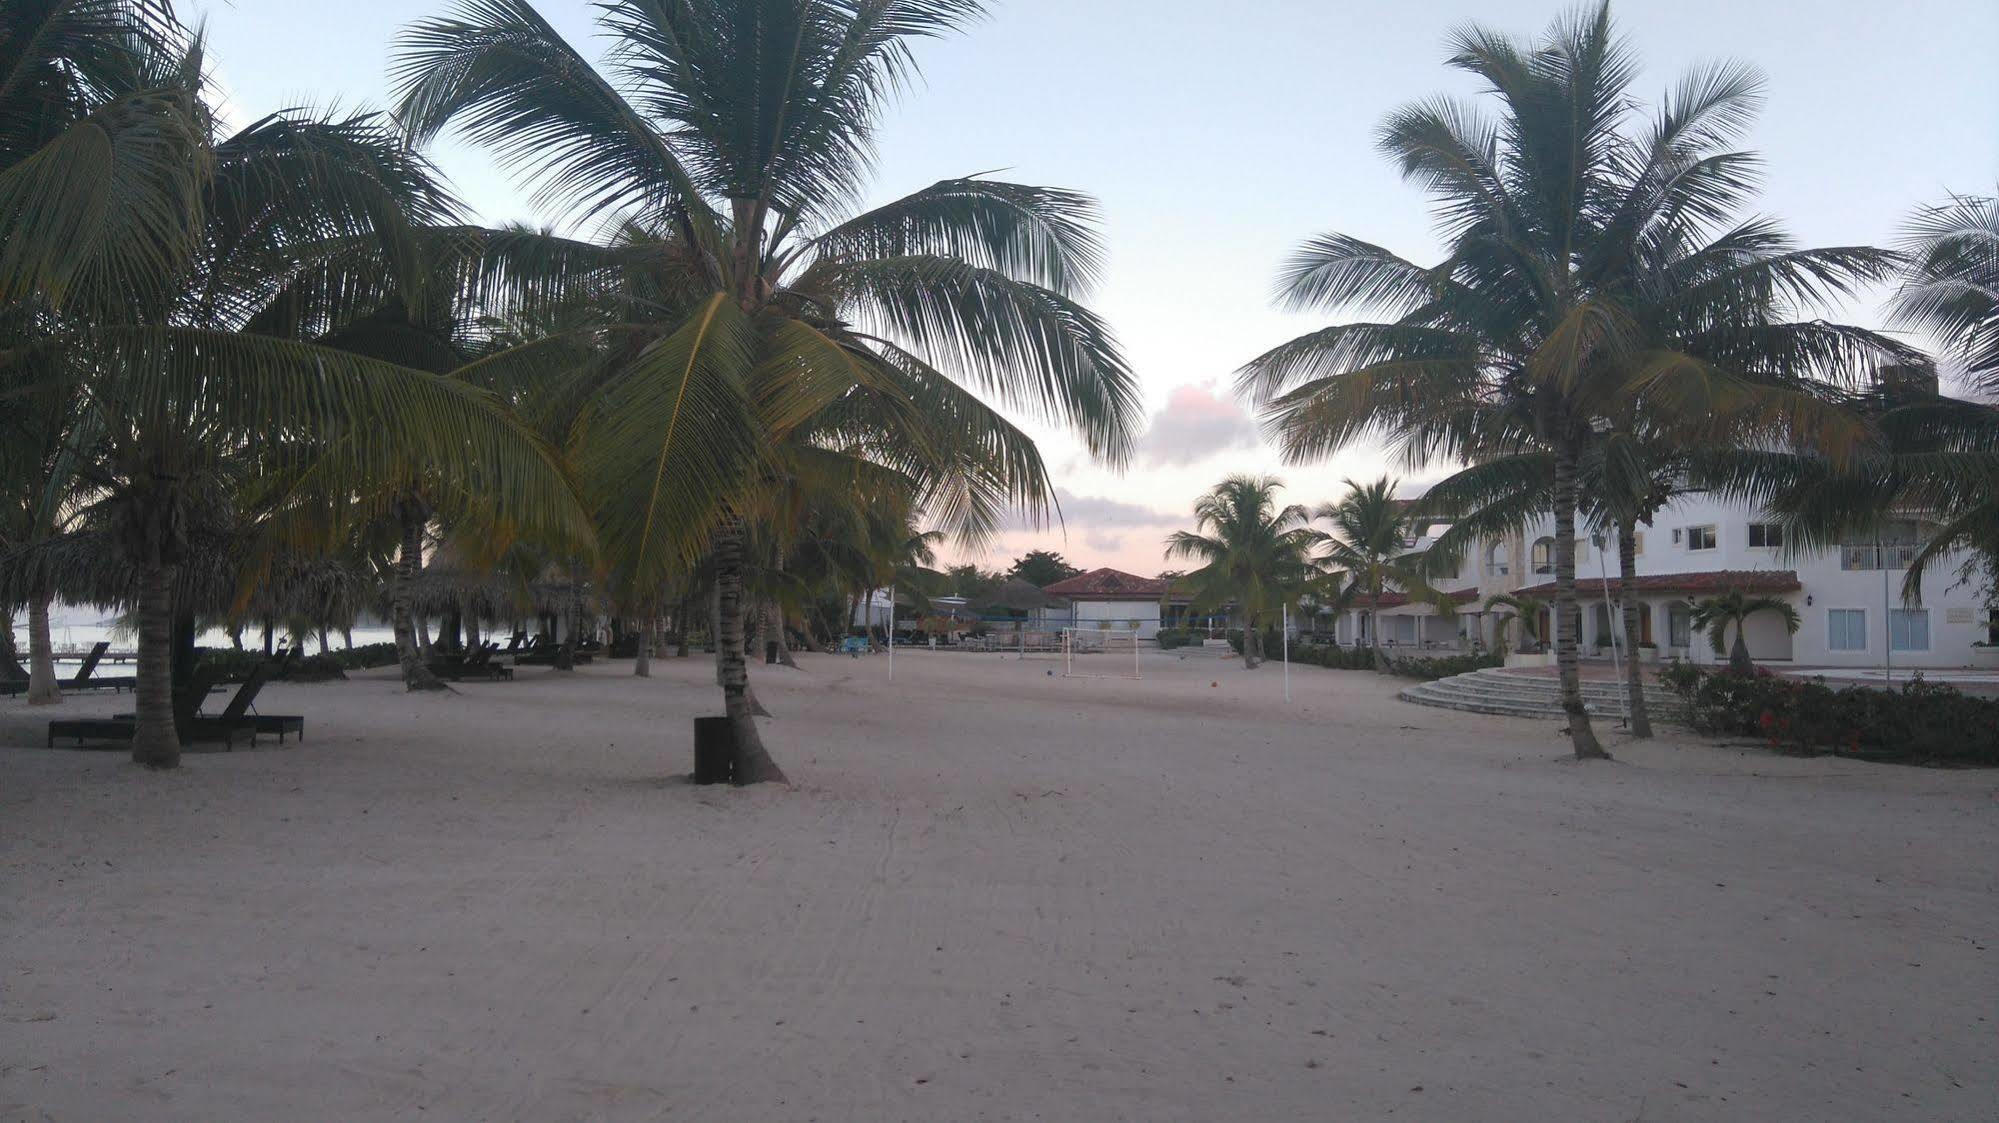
[1890,608,1929,652]
[1828,609,1866,652]
[1685,525,1717,551]
[1485,542,1509,577]
[1667,603,1692,648]
[1530,537,1554,575]
[1748,523,1784,549]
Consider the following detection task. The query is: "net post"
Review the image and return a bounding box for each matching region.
[1282,604,1291,703]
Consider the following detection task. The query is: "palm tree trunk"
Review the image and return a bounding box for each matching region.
[26,590,61,705]
[1242,611,1262,668]
[0,607,22,679]
[713,521,787,784]
[341,626,353,650]
[675,592,691,658]
[635,606,653,677]
[1617,521,1653,738]
[1729,624,1755,676]
[391,511,447,692]
[130,562,180,769]
[772,606,799,668]
[228,623,243,650]
[1553,439,1609,760]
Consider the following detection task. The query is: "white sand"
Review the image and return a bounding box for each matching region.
[2,649,1993,1121]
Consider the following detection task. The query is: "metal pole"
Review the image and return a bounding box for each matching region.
[887,584,895,683]
[1882,539,1892,686]
[1282,603,1291,703]
[1596,535,1628,728]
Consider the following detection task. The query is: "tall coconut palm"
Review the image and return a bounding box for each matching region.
[4,24,590,767]
[1316,477,1454,668]
[1895,189,1998,393]
[1689,589,1800,675]
[393,0,1139,783]
[1165,475,1318,669]
[1237,3,1904,758]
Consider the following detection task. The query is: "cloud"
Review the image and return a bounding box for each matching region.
[1054,489,1179,529]
[1135,383,1260,466]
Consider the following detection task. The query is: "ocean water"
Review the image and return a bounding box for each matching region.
[10,613,396,669]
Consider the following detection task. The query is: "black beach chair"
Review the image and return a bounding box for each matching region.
[434,642,513,681]
[111,660,305,744]
[3,642,132,696]
[48,665,248,749]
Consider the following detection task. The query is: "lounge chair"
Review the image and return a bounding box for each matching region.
[3,642,134,696]
[431,643,513,681]
[111,661,306,744]
[48,665,249,750]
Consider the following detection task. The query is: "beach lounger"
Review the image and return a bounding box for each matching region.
[3,642,134,696]
[113,661,305,744]
[48,666,249,750]
[431,643,513,681]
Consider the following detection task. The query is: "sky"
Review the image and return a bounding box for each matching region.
[189,0,1999,579]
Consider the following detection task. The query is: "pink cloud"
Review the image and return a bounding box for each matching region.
[1136,383,1260,466]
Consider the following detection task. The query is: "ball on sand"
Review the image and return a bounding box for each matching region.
[1046,669,1054,676]
[1211,681,1218,688]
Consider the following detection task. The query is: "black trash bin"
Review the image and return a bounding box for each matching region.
[693,716,733,784]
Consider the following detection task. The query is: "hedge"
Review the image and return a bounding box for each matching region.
[1659,662,1999,766]
[192,642,400,683]
[1220,630,1501,681]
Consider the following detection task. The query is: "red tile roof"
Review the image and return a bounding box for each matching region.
[1510,570,1801,598]
[1039,567,1174,599]
[1351,588,1481,609]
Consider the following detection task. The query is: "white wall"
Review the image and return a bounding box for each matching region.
[1487,494,1990,669]
[1060,600,1163,639]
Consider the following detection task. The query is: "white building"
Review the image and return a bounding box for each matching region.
[1322,493,1992,671]
[1037,569,1173,639]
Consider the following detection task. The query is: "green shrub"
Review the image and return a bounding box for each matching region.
[1156,628,1197,650]
[191,642,400,683]
[1216,637,1499,680]
[1381,650,1504,679]
[1661,662,1999,766]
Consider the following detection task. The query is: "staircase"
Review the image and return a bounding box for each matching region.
[1399,668,1685,721]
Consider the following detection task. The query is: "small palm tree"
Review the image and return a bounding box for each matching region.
[1165,475,1318,669]
[1483,592,1551,653]
[1689,590,1800,676]
[1317,477,1454,669]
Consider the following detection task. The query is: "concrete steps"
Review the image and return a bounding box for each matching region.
[1399,668,1686,721]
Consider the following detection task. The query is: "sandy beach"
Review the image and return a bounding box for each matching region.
[2,648,1993,1121]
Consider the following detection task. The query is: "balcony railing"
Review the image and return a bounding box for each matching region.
[1840,543,1921,571]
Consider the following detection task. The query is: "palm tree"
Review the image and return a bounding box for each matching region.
[1894,188,1997,393]
[1237,4,1905,759]
[1165,475,1318,669]
[1689,590,1800,675]
[393,0,1139,783]
[1316,477,1454,668]
[2,18,590,768]
[1483,591,1550,653]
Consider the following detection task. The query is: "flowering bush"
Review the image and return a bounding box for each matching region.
[1660,662,1999,766]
